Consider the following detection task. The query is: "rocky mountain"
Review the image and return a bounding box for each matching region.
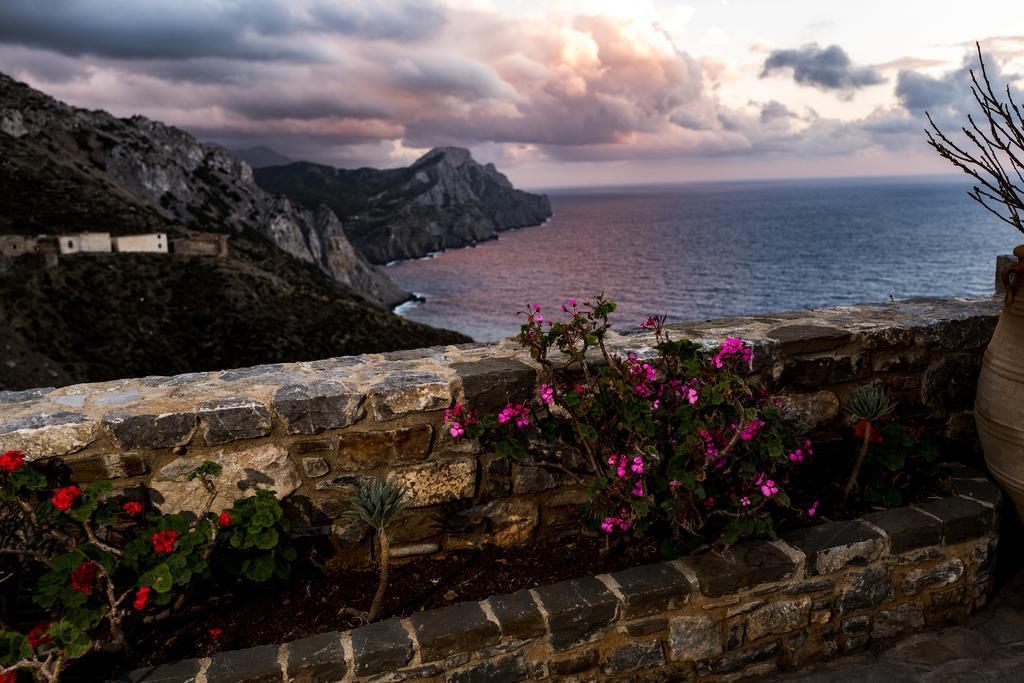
[0,73,470,390]
[0,72,405,307]
[254,146,553,264]
[234,145,292,168]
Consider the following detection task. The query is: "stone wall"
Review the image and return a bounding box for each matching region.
[0,296,1003,562]
[118,470,1002,682]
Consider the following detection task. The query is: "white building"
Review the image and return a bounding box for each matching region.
[77,232,112,253]
[113,233,168,253]
[0,235,36,257]
[57,235,81,254]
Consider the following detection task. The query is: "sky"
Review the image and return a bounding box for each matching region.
[1,1,1023,188]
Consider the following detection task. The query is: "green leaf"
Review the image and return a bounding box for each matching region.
[140,564,174,594]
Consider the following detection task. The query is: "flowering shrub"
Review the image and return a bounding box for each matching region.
[445,298,812,553]
[0,451,294,682]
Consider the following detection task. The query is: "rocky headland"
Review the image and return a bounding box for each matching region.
[253,146,553,264]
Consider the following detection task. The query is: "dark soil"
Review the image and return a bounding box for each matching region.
[65,533,658,681]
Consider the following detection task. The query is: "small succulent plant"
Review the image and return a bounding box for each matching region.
[346,477,410,622]
[843,386,897,502]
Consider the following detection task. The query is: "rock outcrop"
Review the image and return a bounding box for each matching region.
[254,146,553,264]
[0,72,405,307]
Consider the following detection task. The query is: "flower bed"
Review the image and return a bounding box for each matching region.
[118,466,1001,682]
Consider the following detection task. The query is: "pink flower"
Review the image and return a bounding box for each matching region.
[685,387,699,404]
[713,337,753,368]
[760,479,779,498]
[630,456,645,474]
[498,403,530,429]
[669,480,682,493]
[789,449,805,463]
[740,419,765,441]
[600,515,632,534]
[740,496,751,507]
[631,481,644,497]
[539,384,555,405]
[449,422,464,438]
[807,501,819,518]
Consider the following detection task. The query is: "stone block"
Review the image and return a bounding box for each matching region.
[533,577,619,651]
[779,354,869,387]
[512,463,570,494]
[103,409,197,449]
[198,397,272,445]
[837,567,893,614]
[452,357,536,412]
[368,372,450,420]
[301,457,330,478]
[902,558,965,596]
[620,617,668,637]
[917,496,994,543]
[351,618,414,676]
[67,452,149,481]
[411,601,501,661]
[871,602,924,638]
[387,458,476,507]
[683,541,798,598]
[951,478,1004,506]
[446,654,529,683]
[337,425,433,468]
[486,590,546,639]
[207,644,281,682]
[548,649,598,675]
[286,631,347,682]
[120,663,202,683]
[273,381,364,435]
[150,443,300,515]
[862,507,943,554]
[669,615,723,661]
[602,640,666,674]
[0,411,98,459]
[777,390,840,429]
[606,562,691,618]
[390,507,444,544]
[745,597,811,641]
[921,353,982,410]
[120,658,203,682]
[697,640,781,676]
[446,498,539,550]
[766,324,852,354]
[783,520,885,575]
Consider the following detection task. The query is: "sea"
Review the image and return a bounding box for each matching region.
[388,176,1019,342]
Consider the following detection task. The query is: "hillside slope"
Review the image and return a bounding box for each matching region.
[0,72,406,307]
[254,147,552,264]
[0,76,470,390]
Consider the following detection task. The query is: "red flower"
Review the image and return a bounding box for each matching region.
[70,561,97,594]
[151,529,178,554]
[1,671,16,683]
[853,420,884,444]
[0,449,25,473]
[217,511,231,528]
[208,627,223,640]
[28,624,52,649]
[51,485,81,511]
[133,586,152,611]
[122,501,144,516]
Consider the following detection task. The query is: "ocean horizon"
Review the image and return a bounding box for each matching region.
[389,175,1018,342]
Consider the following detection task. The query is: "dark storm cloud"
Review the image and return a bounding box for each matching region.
[0,1,444,61]
[895,69,959,111]
[761,43,885,91]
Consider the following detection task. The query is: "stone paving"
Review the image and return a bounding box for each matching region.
[771,568,1024,682]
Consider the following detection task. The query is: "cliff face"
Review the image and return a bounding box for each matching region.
[254,147,553,264]
[0,72,406,307]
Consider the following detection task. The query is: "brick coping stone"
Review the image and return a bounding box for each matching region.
[115,465,1004,682]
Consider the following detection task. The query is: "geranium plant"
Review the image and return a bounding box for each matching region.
[445,297,814,553]
[0,450,294,682]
